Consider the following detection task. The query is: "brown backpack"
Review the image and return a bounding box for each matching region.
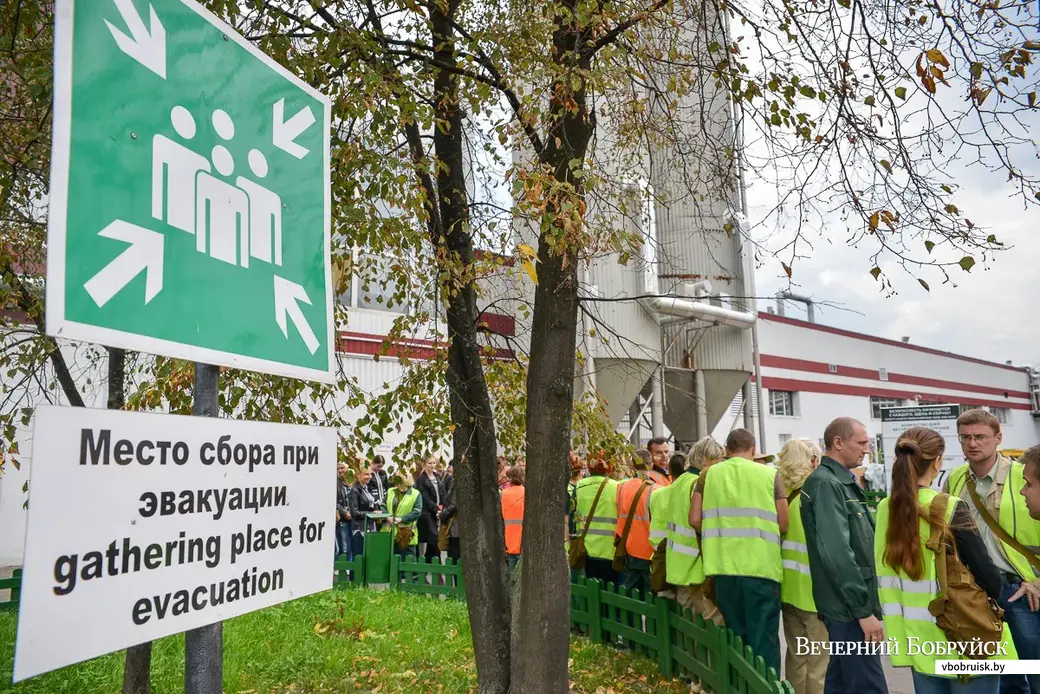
[569,477,611,570]
[925,493,1005,659]
[650,539,668,592]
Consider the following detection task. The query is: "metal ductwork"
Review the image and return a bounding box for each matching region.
[643,295,756,330]
[776,290,815,323]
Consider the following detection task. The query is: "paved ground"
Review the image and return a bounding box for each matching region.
[779,619,915,693]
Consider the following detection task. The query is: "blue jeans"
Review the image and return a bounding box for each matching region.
[822,618,887,694]
[999,580,1040,694]
[913,671,1000,694]
[335,521,351,560]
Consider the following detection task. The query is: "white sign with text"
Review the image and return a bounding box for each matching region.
[881,404,962,493]
[14,405,336,682]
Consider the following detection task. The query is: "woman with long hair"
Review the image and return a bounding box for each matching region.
[875,426,1013,694]
[778,438,827,694]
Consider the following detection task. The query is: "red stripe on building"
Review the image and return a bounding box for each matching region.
[760,313,1028,374]
[479,312,516,337]
[760,377,1033,411]
[337,332,514,361]
[760,355,1031,400]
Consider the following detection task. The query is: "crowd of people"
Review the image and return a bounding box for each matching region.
[335,409,1040,694]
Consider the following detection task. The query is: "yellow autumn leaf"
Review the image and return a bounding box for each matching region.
[520,259,538,285]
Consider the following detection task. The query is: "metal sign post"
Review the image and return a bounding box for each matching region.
[185,363,220,693]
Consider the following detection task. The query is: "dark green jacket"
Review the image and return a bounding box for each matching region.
[800,456,881,622]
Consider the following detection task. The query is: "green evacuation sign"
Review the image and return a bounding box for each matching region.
[46,0,334,382]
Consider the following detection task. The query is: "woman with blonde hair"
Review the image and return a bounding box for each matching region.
[778,438,827,694]
[686,436,724,473]
[876,426,1013,693]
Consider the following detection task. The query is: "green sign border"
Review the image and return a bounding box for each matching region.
[45,0,335,383]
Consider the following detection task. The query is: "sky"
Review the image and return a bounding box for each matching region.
[747,136,1040,371]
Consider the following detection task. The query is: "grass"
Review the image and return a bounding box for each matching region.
[0,587,689,693]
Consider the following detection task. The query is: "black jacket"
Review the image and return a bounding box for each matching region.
[415,472,445,544]
[348,482,379,534]
[367,469,389,509]
[336,478,351,522]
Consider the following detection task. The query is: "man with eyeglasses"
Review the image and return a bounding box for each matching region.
[943,408,1040,694]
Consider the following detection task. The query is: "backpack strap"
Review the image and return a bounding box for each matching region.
[927,493,952,598]
[618,480,651,550]
[579,477,612,541]
[966,478,1040,575]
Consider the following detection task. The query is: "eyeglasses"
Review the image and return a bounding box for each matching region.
[958,434,993,444]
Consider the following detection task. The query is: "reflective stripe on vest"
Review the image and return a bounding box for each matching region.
[502,485,525,556]
[575,476,620,560]
[948,461,1040,581]
[781,493,816,612]
[616,478,654,560]
[875,489,1018,674]
[701,458,782,582]
[385,487,420,546]
[665,471,705,586]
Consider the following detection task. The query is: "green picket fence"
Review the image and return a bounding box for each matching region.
[0,569,20,612]
[391,556,794,694]
[333,555,366,587]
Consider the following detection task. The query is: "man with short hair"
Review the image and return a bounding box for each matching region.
[801,416,886,694]
[943,409,1040,694]
[647,437,672,487]
[690,428,787,676]
[367,455,389,509]
[1011,446,1040,612]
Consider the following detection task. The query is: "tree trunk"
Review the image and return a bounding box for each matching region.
[108,346,152,694]
[355,3,530,688]
[429,4,512,690]
[511,4,594,690]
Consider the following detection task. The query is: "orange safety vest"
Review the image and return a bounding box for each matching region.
[502,485,525,556]
[648,468,671,487]
[615,478,654,560]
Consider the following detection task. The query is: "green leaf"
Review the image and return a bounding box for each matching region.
[924,240,935,253]
[799,86,816,98]
[880,160,892,173]
[864,95,875,106]
[970,62,984,79]
[958,256,976,272]
[870,267,882,280]
[895,86,907,99]
[918,278,931,291]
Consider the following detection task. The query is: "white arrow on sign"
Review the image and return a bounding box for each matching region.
[104,0,166,80]
[273,98,316,159]
[84,221,165,308]
[273,275,320,354]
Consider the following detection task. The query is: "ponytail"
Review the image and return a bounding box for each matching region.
[883,427,947,580]
[884,440,925,578]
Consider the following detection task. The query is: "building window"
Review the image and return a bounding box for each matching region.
[769,390,796,417]
[870,396,902,420]
[991,407,1010,425]
[336,252,410,314]
[779,434,792,445]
